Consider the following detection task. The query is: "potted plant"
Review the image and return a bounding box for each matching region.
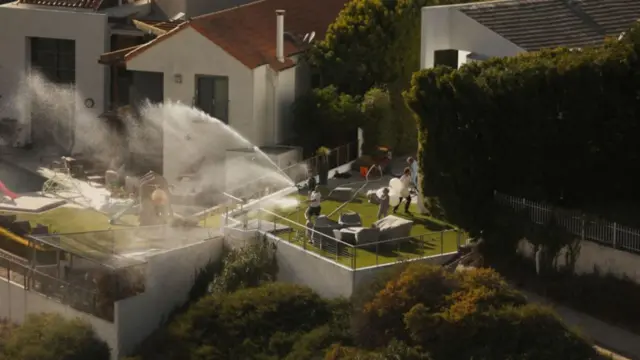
[316,146,330,186]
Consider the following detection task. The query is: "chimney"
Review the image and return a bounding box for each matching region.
[276,10,285,63]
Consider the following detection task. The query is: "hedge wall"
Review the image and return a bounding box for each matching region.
[405,23,640,230]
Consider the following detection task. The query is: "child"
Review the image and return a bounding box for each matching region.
[305,186,322,220]
[377,187,390,219]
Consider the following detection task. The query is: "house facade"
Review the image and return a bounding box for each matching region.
[420,0,640,69]
[0,0,257,150]
[119,0,347,182]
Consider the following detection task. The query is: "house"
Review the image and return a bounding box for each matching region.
[420,0,640,69]
[105,0,348,182]
[0,0,258,150]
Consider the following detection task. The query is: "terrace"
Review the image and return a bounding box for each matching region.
[224,189,464,269]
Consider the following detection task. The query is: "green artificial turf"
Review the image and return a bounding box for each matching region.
[0,206,141,260]
[261,194,464,268]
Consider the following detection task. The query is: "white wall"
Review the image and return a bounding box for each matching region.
[127,27,256,181]
[0,4,109,145]
[264,233,355,298]
[420,6,524,69]
[115,237,224,356]
[0,279,118,359]
[517,239,640,285]
[276,66,296,144]
[353,252,458,292]
[253,66,273,146]
[264,232,459,299]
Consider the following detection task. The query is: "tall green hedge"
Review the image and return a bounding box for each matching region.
[405,23,640,230]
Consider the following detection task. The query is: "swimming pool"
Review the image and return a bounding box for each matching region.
[0,161,46,194]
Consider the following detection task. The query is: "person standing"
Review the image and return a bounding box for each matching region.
[305,186,322,220]
[377,187,390,219]
[407,157,418,187]
[393,167,414,214]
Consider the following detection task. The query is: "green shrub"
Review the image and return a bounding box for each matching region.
[405,23,640,230]
[209,240,278,294]
[1,313,110,360]
[356,263,596,359]
[291,86,362,156]
[144,283,340,359]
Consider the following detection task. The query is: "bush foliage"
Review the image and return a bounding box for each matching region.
[352,264,596,360]
[405,22,640,231]
[298,0,483,154]
[0,313,110,360]
[127,252,595,360]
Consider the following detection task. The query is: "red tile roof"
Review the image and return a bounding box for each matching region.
[125,0,348,71]
[17,0,137,10]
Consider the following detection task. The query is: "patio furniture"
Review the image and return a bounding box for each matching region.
[338,211,362,227]
[374,215,413,241]
[336,226,381,245]
[311,216,342,247]
[328,187,353,202]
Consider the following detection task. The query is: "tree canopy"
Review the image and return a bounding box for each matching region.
[405,22,640,231]
[0,314,110,360]
[299,0,483,155]
[128,255,595,360]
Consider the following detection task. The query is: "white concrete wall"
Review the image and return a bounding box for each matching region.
[276,66,296,144]
[264,233,355,298]
[0,3,110,148]
[127,27,256,182]
[353,252,458,292]
[420,6,524,69]
[114,237,224,357]
[0,5,109,146]
[517,239,640,285]
[0,279,118,359]
[253,66,273,146]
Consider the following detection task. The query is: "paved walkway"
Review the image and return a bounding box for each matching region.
[520,289,640,360]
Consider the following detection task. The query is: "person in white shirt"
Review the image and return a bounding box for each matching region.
[305,186,322,220]
[407,157,418,187]
[393,167,414,214]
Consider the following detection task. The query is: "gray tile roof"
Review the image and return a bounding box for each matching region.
[459,0,640,51]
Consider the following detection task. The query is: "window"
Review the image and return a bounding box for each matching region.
[195,76,229,124]
[30,37,76,84]
[433,49,459,69]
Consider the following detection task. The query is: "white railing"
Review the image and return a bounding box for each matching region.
[494,192,640,254]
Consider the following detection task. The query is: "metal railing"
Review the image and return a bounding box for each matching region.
[0,256,107,321]
[495,192,640,254]
[256,209,460,269]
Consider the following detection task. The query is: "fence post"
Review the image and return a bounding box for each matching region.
[612,222,617,249]
[440,231,444,254]
[581,215,586,242]
[456,231,461,249]
[347,143,351,162]
[354,247,357,269]
[376,243,379,266]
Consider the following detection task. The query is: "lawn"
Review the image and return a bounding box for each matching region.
[261,194,464,268]
[0,206,141,261]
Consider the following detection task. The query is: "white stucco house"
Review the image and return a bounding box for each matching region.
[420,0,640,69]
[0,0,261,150]
[121,0,347,147]
[112,0,347,182]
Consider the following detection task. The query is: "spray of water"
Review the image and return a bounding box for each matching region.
[9,72,296,211]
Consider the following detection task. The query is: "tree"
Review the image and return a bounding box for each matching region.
[405,22,640,231]
[307,0,396,96]
[354,263,597,360]
[137,283,350,359]
[306,0,483,154]
[291,86,361,155]
[1,313,110,360]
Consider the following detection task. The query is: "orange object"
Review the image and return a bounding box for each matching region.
[360,166,368,177]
